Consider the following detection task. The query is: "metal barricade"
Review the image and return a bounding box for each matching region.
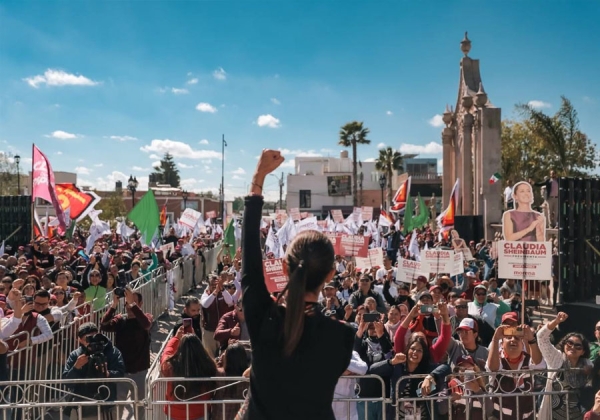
[334,374,390,420]
[144,330,172,420]
[0,377,139,420]
[394,369,578,420]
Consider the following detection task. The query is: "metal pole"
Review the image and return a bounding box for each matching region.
[279,172,284,210]
[16,162,20,195]
[221,134,226,221]
[381,186,384,210]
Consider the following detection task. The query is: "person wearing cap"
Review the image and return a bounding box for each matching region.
[321,281,345,320]
[410,275,430,302]
[468,284,510,329]
[499,277,522,296]
[446,318,489,369]
[383,281,415,311]
[348,274,387,315]
[63,322,125,419]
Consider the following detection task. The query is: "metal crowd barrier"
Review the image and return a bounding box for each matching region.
[394,369,578,420]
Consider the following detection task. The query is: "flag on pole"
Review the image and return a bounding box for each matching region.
[378,208,395,227]
[128,190,160,245]
[32,145,67,233]
[437,178,460,232]
[223,218,236,259]
[489,172,502,184]
[411,193,430,230]
[160,203,167,226]
[390,176,411,212]
[401,195,414,235]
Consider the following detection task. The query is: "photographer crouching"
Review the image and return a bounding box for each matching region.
[63,322,126,420]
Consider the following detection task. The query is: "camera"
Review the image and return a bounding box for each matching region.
[504,327,524,337]
[24,296,33,304]
[420,305,438,315]
[363,313,381,323]
[486,295,495,303]
[85,334,109,373]
[114,270,128,298]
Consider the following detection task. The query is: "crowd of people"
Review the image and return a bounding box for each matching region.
[0,150,596,420]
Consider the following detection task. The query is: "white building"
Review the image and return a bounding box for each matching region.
[286,151,383,217]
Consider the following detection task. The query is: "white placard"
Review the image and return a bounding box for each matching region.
[420,249,455,274]
[497,240,552,281]
[450,251,464,277]
[361,206,373,221]
[355,248,385,271]
[289,208,301,221]
[331,209,344,223]
[180,208,203,229]
[296,216,319,233]
[396,258,428,284]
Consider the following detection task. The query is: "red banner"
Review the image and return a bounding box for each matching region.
[55,183,101,221]
[324,233,368,257]
[262,258,288,293]
[205,211,217,219]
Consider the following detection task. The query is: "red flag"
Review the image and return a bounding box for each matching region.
[390,176,411,212]
[32,145,67,233]
[437,178,460,231]
[380,208,395,224]
[160,204,167,226]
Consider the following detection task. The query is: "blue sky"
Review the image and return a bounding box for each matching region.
[1,1,599,201]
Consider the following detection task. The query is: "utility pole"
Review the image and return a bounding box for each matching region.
[221,134,227,222]
[279,171,284,210]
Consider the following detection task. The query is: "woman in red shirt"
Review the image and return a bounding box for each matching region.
[160,327,218,420]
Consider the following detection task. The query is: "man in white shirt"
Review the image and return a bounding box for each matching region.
[375,255,396,283]
[504,180,513,210]
[468,284,511,329]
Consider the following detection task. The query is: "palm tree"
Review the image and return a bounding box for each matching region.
[338,121,371,206]
[375,146,405,206]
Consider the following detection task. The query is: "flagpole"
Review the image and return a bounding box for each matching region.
[221,134,227,225]
[31,143,35,241]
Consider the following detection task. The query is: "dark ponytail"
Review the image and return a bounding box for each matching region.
[282,231,335,357]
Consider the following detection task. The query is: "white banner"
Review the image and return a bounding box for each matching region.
[497,240,552,280]
[396,258,428,284]
[420,249,455,274]
[355,248,385,271]
[180,208,203,229]
[361,206,373,221]
[296,216,319,233]
[331,209,344,223]
[289,208,301,221]
[450,251,464,277]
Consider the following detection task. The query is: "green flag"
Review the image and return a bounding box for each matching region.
[65,221,77,240]
[412,193,430,229]
[127,190,160,246]
[401,196,414,235]
[223,218,236,259]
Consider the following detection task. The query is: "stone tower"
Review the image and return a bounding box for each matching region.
[440,33,502,239]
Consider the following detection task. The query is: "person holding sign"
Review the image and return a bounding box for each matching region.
[502,181,545,242]
[240,149,355,420]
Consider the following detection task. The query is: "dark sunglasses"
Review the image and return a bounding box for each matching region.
[475,292,487,297]
[455,305,468,309]
[565,340,583,350]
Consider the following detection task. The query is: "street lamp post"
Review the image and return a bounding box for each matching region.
[378,174,386,210]
[221,135,227,221]
[127,175,138,208]
[182,190,189,209]
[14,154,20,195]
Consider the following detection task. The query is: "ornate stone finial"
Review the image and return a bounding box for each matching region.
[442,104,453,126]
[460,32,471,56]
[461,86,473,110]
[475,82,488,107]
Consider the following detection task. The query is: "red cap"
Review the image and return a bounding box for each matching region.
[501,312,519,324]
[429,285,441,292]
[416,275,428,283]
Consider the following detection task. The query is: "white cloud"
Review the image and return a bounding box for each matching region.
[232,167,246,175]
[94,163,103,167]
[428,114,445,128]
[178,163,194,169]
[203,165,213,174]
[83,171,149,192]
[257,114,281,128]
[364,158,376,162]
[151,161,161,168]
[232,175,244,180]
[187,78,198,85]
[196,102,217,113]
[528,100,551,109]
[399,142,443,155]
[583,96,595,104]
[171,88,189,95]
[132,166,147,171]
[24,69,100,88]
[281,159,295,168]
[180,178,205,188]
[213,67,227,80]
[386,110,393,116]
[278,148,322,157]
[56,151,63,155]
[109,135,138,142]
[199,139,209,145]
[271,98,281,105]
[74,166,91,175]
[141,139,222,160]
[45,130,78,140]
[320,148,334,154]
[377,142,386,149]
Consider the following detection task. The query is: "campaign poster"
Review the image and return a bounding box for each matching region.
[327,175,352,196]
[205,210,217,219]
[497,241,552,280]
[450,251,464,277]
[263,258,288,293]
[289,208,301,221]
[338,234,369,258]
[180,208,203,229]
[331,209,344,223]
[396,258,428,284]
[420,249,455,274]
[501,181,546,242]
[355,248,385,271]
[361,206,373,221]
[296,216,319,233]
[55,183,101,221]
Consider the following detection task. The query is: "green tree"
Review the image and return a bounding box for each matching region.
[517,96,597,176]
[375,146,405,207]
[338,121,371,206]
[501,120,549,184]
[150,153,181,187]
[95,191,127,221]
[0,152,18,195]
[232,196,244,213]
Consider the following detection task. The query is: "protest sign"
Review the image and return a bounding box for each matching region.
[352,207,362,222]
[289,208,301,221]
[296,216,319,233]
[396,258,428,284]
[450,251,464,277]
[420,249,455,274]
[160,242,175,256]
[331,209,344,223]
[355,247,385,271]
[497,241,552,280]
[338,234,369,257]
[205,210,217,219]
[263,258,288,293]
[361,206,373,221]
[180,208,203,229]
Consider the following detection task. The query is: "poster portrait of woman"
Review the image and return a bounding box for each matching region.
[502,181,546,242]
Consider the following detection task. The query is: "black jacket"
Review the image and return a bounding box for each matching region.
[354,332,394,397]
[241,195,355,420]
[171,312,203,340]
[63,335,126,403]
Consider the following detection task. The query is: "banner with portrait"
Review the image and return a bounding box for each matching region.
[327,175,351,196]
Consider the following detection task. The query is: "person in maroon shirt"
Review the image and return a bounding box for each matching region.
[100,288,152,420]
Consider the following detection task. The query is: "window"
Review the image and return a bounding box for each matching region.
[299,190,311,209]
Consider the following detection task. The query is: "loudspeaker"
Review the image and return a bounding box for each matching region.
[0,195,32,254]
[453,215,484,244]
